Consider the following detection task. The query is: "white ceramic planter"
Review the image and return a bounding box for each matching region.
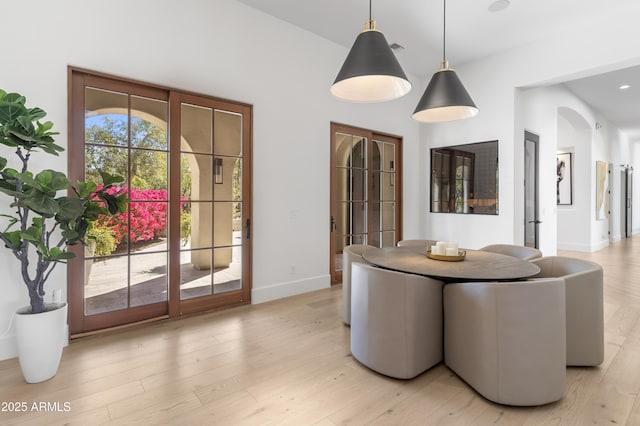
[14,302,68,383]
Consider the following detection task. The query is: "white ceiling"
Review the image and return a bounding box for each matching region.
[237,0,640,140]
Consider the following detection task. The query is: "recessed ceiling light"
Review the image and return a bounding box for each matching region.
[488,0,511,12]
[619,84,631,90]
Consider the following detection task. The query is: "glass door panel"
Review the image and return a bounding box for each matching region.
[83,86,169,317]
[334,133,368,276]
[330,125,402,284]
[179,105,245,302]
[212,110,243,296]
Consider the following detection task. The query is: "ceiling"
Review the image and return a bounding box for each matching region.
[237,0,640,140]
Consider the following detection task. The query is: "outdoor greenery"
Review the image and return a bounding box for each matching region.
[0,90,127,314]
[83,110,242,257]
[85,115,194,255]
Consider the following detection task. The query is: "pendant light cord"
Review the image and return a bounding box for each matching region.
[443,0,447,63]
[369,0,372,22]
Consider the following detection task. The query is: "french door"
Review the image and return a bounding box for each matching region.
[330,123,402,284]
[68,69,252,335]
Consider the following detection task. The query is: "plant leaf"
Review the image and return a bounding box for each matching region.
[1,230,22,249]
[45,246,75,261]
[76,181,97,198]
[55,196,85,220]
[23,191,59,217]
[99,170,125,186]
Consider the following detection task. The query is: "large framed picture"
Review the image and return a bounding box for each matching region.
[556,152,572,205]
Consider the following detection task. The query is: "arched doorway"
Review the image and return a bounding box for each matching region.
[556,106,593,251]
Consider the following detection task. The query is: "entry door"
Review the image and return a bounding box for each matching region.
[622,167,633,238]
[524,131,540,248]
[68,69,252,335]
[330,123,402,284]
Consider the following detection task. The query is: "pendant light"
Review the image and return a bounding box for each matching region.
[412,0,478,122]
[331,0,411,103]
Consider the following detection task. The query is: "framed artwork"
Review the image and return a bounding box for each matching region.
[556,152,572,205]
[596,160,609,220]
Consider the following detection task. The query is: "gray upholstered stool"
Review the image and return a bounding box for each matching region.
[342,244,372,325]
[397,239,438,249]
[350,262,444,379]
[531,256,604,366]
[479,244,542,261]
[444,278,566,406]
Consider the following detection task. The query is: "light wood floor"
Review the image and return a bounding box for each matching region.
[2,238,640,425]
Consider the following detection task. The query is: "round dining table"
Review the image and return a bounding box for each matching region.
[362,246,540,282]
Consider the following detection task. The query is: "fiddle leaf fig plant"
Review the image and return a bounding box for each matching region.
[0,90,127,314]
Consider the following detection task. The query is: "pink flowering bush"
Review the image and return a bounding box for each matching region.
[94,188,168,250]
[90,187,192,255]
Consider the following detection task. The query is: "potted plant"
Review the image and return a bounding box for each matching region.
[0,90,126,383]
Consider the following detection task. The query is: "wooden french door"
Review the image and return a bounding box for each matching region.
[68,68,252,335]
[330,123,402,284]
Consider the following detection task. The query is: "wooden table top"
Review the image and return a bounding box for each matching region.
[362,246,540,281]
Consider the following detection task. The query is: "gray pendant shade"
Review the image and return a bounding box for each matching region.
[331,28,412,103]
[412,65,479,122]
[412,0,478,123]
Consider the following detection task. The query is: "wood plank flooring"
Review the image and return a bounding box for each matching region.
[1,237,640,425]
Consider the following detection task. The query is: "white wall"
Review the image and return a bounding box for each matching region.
[513,84,629,253]
[420,2,640,253]
[556,113,590,250]
[0,0,423,360]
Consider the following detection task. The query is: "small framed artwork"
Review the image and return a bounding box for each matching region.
[556,152,572,205]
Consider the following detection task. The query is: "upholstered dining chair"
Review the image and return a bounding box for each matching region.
[530,256,604,366]
[479,243,542,261]
[350,262,444,379]
[342,244,373,325]
[444,278,566,406]
[397,239,438,249]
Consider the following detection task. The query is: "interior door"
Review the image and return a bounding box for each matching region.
[330,123,402,284]
[524,131,540,248]
[622,166,633,238]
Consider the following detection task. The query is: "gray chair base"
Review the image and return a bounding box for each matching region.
[531,256,604,366]
[444,279,566,406]
[351,262,444,379]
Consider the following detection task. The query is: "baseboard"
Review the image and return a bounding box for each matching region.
[592,239,610,252]
[557,240,610,252]
[557,242,593,252]
[252,275,330,304]
[0,325,69,362]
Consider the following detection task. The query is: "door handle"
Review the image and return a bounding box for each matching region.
[528,220,543,224]
[330,216,336,232]
[246,218,251,239]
